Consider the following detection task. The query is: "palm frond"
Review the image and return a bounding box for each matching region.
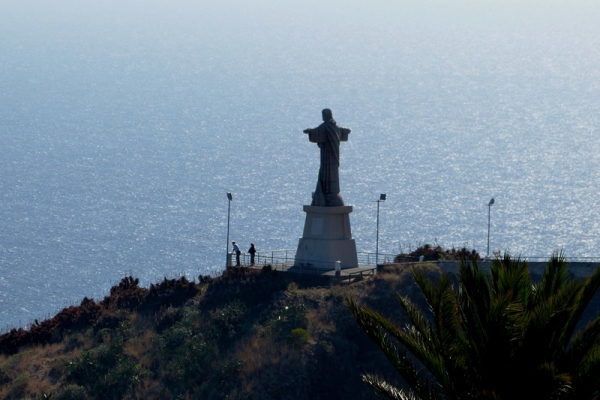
[569,345,600,399]
[490,253,532,304]
[348,252,600,400]
[559,266,600,351]
[411,267,472,388]
[458,258,493,356]
[537,251,570,302]
[534,361,572,399]
[411,266,450,316]
[346,296,444,399]
[569,316,600,368]
[362,374,424,400]
[396,293,436,346]
[411,268,459,350]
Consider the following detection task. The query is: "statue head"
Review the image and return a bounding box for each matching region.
[322,108,333,122]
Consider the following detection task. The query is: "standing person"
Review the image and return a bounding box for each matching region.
[232,241,241,266]
[248,243,256,265]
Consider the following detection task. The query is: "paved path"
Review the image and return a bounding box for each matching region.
[246,262,377,281]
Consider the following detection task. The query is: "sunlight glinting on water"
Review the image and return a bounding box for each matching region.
[1,1,600,328]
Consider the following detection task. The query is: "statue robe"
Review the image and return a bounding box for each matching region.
[306,120,350,207]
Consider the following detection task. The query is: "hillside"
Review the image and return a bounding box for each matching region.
[0,263,437,399]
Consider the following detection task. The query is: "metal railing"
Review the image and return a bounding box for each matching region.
[227,249,295,269]
[227,250,600,272]
[511,256,600,263]
[227,249,402,269]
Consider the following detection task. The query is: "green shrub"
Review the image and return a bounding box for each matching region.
[0,365,9,386]
[66,335,149,400]
[55,384,88,400]
[268,297,308,339]
[160,335,214,390]
[151,312,218,396]
[155,325,193,353]
[287,328,311,348]
[216,359,244,393]
[195,359,245,399]
[94,328,112,343]
[1,373,29,400]
[286,282,299,294]
[209,299,249,340]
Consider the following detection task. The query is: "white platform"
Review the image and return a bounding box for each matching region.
[294,205,359,270]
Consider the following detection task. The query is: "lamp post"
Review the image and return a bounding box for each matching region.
[487,197,495,258]
[226,192,232,267]
[376,194,387,266]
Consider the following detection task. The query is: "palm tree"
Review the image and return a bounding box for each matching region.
[346,252,600,400]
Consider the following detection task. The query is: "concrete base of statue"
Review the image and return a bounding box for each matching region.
[294,205,359,270]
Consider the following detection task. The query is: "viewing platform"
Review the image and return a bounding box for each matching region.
[227,249,600,282]
[227,249,391,282]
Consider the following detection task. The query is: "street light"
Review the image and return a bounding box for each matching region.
[376,193,387,266]
[487,197,495,258]
[226,192,233,267]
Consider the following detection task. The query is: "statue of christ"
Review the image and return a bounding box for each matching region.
[303,109,351,207]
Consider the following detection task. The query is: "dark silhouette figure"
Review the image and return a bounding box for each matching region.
[303,109,351,207]
[248,243,256,265]
[232,241,241,266]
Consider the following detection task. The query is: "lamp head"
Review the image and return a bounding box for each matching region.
[227,192,233,201]
[379,194,387,201]
[489,198,495,206]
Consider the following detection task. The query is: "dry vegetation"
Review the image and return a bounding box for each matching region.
[0,263,434,400]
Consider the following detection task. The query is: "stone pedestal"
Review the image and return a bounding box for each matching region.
[294,205,358,270]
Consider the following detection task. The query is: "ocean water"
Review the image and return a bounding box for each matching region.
[1,1,600,328]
